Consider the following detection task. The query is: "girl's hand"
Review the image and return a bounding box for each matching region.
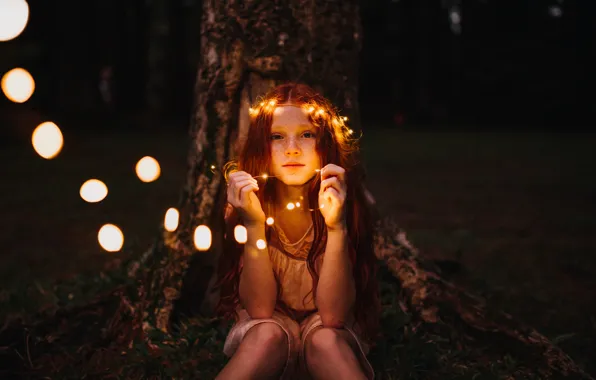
[227,171,266,227]
[318,164,348,230]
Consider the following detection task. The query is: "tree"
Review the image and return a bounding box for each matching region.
[0,0,592,378]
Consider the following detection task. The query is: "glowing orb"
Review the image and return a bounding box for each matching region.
[1,67,34,103]
[0,0,29,42]
[286,202,295,210]
[194,225,212,251]
[98,224,124,252]
[31,122,63,159]
[266,217,274,226]
[135,156,160,182]
[256,239,267,250]
[234,225,247,244]
[164,208,179,232]
[79,179,108,203]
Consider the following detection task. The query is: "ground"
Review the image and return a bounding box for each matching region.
[1,126,594,378]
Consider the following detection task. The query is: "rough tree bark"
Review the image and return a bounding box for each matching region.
[0,0,592,378]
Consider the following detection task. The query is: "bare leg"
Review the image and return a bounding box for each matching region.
[304,327,368,380]
[217,322,289,380]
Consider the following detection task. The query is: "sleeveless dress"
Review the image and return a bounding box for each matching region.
[222,222,375,379]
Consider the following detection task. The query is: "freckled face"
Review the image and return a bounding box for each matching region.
[269,106,321,186]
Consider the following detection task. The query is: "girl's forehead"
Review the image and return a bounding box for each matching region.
[271,105,312,128]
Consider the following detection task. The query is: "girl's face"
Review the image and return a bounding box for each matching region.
[269,105,321,186]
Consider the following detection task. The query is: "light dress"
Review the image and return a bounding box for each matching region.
[222,221,375,379]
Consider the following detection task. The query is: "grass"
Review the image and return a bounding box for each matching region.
[1,127,595,378]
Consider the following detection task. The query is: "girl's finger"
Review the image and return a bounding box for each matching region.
[239,182,259,203]
[235,180,258,202]
[321,177,341,193]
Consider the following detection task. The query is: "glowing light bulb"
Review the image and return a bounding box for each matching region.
[98,224,124,252]
[164,208,179,232]
[234,225,248,244]
[256,239,267,250]
[348,129,353,135]
[1,67,34,103]
[266,217,274,225]
[286,202,295,210]
[315,169,321,173]
[80,179,108,203]
[295,202,301,208]
[210,165,216,170]
[0,0,29,42]
[31,121,63,159]
[135,156,161,182]
[342,116,348,121]
[262,174,268,179]
[194,225,212,251]
[269,100,276,106]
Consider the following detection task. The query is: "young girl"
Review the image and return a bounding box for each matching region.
[215,83,380,380]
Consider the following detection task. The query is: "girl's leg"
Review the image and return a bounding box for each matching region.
[217,322,289,380]
[304,327,368,380]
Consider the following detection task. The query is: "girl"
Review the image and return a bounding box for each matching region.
[215,83,380,380]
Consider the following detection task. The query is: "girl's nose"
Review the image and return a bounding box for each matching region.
[285,137,301,154]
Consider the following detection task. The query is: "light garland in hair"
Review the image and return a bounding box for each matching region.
[247,96,356,138]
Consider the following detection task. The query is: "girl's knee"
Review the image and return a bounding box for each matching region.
[305,327,343,357]
[247,322,288,353]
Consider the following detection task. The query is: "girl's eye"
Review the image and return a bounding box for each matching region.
[270,134,283,140]
[303,131,315,138]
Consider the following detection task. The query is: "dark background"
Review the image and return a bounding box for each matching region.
[1,0,593,135]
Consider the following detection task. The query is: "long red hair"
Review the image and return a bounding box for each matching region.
[214,83,380,343]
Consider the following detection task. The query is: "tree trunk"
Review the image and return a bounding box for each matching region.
[0,0,592,378]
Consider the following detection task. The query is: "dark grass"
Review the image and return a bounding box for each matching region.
[1,127,595,377]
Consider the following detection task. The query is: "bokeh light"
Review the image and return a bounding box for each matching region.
[98,224,124,252]
[266,217,275,226]
[31,122,63,159]
[164,208,179,232]
[234,225,248,244]
[0,0,29,42]
[194,225,212,251]
[135,156,161,182]
[256,239,267,250]
[80,179,108,203]
[1,67,35,103]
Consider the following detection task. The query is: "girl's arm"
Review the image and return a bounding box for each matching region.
[238,223,278,319]
[315,224,356,328]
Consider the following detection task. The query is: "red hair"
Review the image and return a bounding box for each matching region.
[214,83,380,343]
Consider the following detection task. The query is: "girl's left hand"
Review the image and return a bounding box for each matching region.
[318,164,348,230]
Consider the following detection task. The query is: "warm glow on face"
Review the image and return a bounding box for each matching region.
[266,217,274,225]
[256,239,267,250]
[234,225,248,244]
[194,225,212,251]
[0,0,29,42]
[31,122,63,159]
[1,67,34,103]
[164,208,179,232]
[80,179,108,203]
[135,156,161,182]
[98,224,124,252]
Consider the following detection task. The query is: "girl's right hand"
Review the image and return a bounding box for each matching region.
[227,171,266,226]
